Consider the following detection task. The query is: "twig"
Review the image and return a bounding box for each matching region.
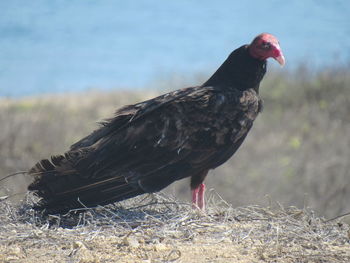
[0,171,28,183]
[324,211,350,223]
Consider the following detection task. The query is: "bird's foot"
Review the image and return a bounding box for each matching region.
[191,183,206,210]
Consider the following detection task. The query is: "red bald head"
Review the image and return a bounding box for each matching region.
[249,33,285,66]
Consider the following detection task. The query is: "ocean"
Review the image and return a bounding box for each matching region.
[0,0,349,97]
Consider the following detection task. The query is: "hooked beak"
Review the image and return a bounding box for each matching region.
[272,43,285,67]
[274,54,285,67]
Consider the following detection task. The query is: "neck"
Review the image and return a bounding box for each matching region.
[202,45,267,92]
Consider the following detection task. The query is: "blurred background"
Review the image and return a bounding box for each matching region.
[0,1,349,219]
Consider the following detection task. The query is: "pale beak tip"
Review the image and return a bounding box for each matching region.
[275,54,286,67]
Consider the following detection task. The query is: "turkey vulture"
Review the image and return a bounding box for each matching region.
[28,33,285,214]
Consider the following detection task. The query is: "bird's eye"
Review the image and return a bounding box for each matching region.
[261,42,271,50]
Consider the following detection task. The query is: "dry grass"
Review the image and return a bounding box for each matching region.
[1,66,350,219]
[1,192,350,263]
[1,65,350,262]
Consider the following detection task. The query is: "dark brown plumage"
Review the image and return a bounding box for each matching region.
[28,33,285,214]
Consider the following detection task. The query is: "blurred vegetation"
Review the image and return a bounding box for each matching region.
[1,64,349,219]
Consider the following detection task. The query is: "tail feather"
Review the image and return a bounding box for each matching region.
[28,153,145,214]
[33,181,144,214]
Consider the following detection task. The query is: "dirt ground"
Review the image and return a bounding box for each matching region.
[1,193,350,263]
[2,222,350,263]
[0,234,306,263]
[0,234,268,263]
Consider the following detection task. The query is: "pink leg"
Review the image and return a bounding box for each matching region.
[191,187,199,209]
[197,183,206,210]
[191,183,206,210]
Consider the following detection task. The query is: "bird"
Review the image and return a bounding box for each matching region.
[28,33,285,214]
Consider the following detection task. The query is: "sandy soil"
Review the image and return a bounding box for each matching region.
[1,194,350,263]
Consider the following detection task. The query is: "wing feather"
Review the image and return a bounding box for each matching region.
[28,86,259,213]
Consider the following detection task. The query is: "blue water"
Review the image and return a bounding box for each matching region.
[0,0,349,97]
